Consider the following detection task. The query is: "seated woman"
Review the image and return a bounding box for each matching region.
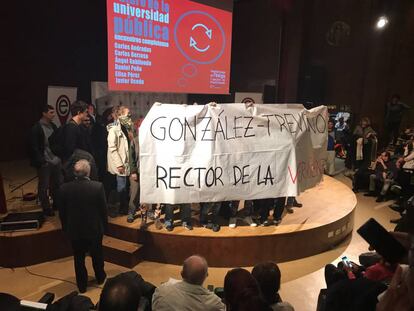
[252,262,294,311]
[364,151,397,202]
[224,268,271,311]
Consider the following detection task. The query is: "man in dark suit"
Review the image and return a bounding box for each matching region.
[58,159,107,293]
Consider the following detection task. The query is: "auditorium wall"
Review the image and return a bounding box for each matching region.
[298,0,414,136]
[2,0,414,161]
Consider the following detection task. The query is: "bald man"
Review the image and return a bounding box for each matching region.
[152,255,225,311]
[58,159,107,293]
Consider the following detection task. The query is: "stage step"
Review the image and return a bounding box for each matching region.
[102,236,143,268]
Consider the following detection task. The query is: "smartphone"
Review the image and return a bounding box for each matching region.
[357,218,407,264]
[341,256,352,269]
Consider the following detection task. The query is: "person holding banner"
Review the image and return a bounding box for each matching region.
[228,200,257,228]
[107,105,139,217]
[256,197,286,226]
[200,202,221,232]
[164,204,193,231]
[286,196,302,213]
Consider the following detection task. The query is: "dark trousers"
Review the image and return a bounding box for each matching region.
[37,161,63,211]
[200,202,221,224]
[164,204,192,223]
[386,121,401,145]
[255,197,285,221]
[397,170,414,199]
[229,200,254,217]
[128,176,140,217]
[71,236,105,291]
[116,175,130,213]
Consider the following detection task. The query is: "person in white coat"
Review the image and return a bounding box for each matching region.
[107,106,137,216]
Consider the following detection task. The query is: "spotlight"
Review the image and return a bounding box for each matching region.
[376,16,389,29]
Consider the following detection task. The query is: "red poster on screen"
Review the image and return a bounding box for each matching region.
[107,0,232,94]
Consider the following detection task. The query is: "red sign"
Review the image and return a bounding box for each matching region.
[107,0,232,94]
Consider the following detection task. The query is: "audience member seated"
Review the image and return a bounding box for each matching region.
[322,261,389,311]
[224,268,271,311]
[47,291,94,311]
[363,151,397,202]
[324,275,387,311]
[251,262,294,311]
[99,271,156,311]
[152,255,225,311]
[98,273,142,311]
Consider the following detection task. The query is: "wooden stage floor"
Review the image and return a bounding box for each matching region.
[1,175,356,267]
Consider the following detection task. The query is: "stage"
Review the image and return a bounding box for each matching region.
[0,175,356,268]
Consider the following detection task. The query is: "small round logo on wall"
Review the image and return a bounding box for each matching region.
[56,95,71,125]
[241,97,255,104]
[326,21,351,47]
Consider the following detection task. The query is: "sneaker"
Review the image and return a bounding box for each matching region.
[261,220,272,227]
[286,206,294,214]
[182,222,193,230]
[229,217,237,228]
[202,222,213,229]
[244,216,257,226]
[127,215,135,223]
[212,224,221,232]
[154,218,163,230]
[292,200,303,208]
[165,220,174,231]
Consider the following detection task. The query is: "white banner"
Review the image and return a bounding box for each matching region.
[234,92,263,104]
[139,103,328,204]
[47,86,77,126]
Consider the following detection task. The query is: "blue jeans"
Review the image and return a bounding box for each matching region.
[116,176,129,212]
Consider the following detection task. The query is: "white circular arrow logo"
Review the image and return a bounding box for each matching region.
[189,23,212,53]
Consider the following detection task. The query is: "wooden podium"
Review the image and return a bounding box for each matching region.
[0,174,7,214]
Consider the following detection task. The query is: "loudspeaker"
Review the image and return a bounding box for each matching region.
[299,65,326,105]
[263,85,276,103]
[0,211,44,232]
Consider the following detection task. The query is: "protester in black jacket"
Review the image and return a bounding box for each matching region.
[28,104,63,216]
[62,100,90,161]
